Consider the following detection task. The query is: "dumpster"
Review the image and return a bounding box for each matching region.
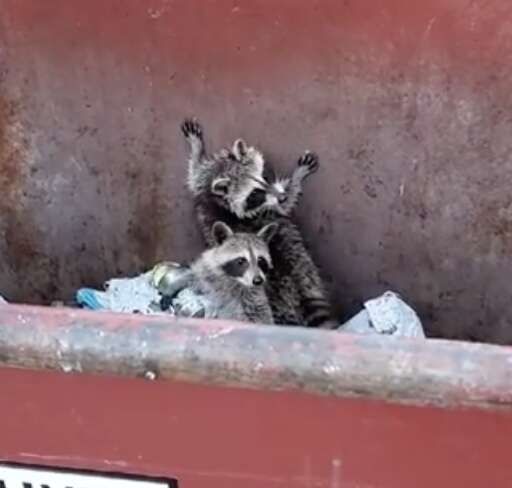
[1,1,512,487]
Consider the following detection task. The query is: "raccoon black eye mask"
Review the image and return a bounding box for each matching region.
[222,257,249,277]
[245,188,267,212]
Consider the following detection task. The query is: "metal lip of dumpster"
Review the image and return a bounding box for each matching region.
[0,304,510,410]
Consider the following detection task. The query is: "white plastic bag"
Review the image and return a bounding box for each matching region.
[340,291,425,338]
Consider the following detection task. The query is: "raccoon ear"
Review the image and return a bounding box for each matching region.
[212,221,234,245]
[232,138,248,159]
[257,223,278,243]
[211,177,230,196]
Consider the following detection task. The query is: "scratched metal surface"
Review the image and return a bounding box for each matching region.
[0,305,511,410]
[1,1,512,343]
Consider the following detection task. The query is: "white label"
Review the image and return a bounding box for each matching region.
[0,464,174,488]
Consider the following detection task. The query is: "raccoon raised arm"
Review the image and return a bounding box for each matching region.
[182,118,267,197]
[181,118,270,245]
[263,151,319,217]
[181,118,212,195]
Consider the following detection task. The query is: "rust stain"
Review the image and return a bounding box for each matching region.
[0,97,23,207]
[0,96,33,266]
[127,144,167,268]
[0,94,43,299]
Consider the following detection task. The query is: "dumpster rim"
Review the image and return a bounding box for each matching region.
[0,304,510,410]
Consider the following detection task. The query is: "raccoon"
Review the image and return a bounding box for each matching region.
[181,119,267,218]
[181,118,335,329]
[161,221,277,324]
[181,118,311,242]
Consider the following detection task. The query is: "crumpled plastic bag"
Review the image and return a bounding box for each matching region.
[76,272,162,315]
[339,291,425,338]
[76,261,209,317]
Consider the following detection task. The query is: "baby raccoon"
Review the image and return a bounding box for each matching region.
[161,221,277,324]
[181,119,267,219]
[181,118,335,329]
[181,118,316,237]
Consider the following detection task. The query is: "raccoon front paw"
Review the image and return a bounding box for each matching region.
[297,151,319,177]
[181,118,203,140]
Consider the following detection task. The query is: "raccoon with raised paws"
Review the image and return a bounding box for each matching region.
[161,220,277,324]
[181,118,335,329]
[182,118,267,218]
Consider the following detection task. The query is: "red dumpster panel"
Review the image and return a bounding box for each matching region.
[0,367,511,488]
[0,306,510,487]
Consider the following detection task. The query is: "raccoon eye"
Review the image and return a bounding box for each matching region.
[237,257,247,266]
[245,188,266,211]
[257,257,269,273]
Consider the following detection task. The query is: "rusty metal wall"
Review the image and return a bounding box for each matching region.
[1,0,512,343]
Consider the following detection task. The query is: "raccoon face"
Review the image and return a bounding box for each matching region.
[261,179,291,216]
[242,178,290,216]
[210,221,277,288]
[220,147,291,218]
[210,139,268,218]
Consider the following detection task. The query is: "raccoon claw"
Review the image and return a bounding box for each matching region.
[297,151,319,175]
[181,118,203,139]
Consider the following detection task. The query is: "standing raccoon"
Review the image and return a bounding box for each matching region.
[181,118,335,328]
[182,119,267,220]
[161,221,276,324]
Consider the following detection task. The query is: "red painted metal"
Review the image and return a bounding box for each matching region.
[0,305,510,486]
[1,367,512,488]
[0,305,511,409]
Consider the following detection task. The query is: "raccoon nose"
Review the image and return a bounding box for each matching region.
[253,276,264,286]
[277,193,287,204]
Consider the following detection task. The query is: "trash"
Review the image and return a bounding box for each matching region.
[76,261,209,317]
[76,270,425,336]
[339,291,425,338]
[0,295,7,305]
[151,262,209,318]
[76,271,163,315]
